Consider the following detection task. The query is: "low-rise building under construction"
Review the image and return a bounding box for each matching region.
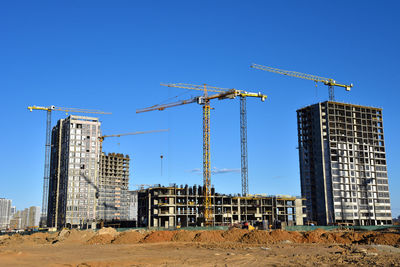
[136,185,305,228]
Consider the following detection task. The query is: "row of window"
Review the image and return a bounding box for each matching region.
[333,198,391,204]
[66,205,93,211]
[332,156,386,165]
[332,183,389,192]
[334,205,390,211]
[332,170,387,179]
[335,212,391,218]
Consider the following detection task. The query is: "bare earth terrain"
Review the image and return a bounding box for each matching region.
[0,228,399,266]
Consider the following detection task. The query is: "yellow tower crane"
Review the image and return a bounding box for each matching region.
[27,105,111,227]
[136,83,266,225]
[250,63,353,101]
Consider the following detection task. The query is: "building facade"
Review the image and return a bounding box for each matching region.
[97,152,130,221]
[47,115,101,228]
[127,191,138,221]
[0,198,12,230]
[297,101,392,225]
[136,185,305,228]
[28,206,41,228]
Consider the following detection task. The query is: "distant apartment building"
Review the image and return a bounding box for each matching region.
[28,206,41,227]
[0,198,12,229]
[9,217,21,229]
[97,152,130,221]
[297,101,392,225]
[8,206,41,229]
[10,206,16,219]
[21,208,30,228]
[47,115,101,228]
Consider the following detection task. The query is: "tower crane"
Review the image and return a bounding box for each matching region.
[136,83,266,225]
[27,105,111,226]
[250,63,353,101]
[98,129,169,153]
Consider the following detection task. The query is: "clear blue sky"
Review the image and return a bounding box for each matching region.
[1,1,399,217]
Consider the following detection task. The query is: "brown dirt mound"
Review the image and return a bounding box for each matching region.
[113,231,144,244]
[0,234,24,246]
[172,230,198,242]
[53,229,95,244]
[368,233,400,246]
[23,232,51,245]
[269,229,304,243]
[87,234,115,245]
[86,227,120,245]
[97,227,118,237]
[2,228,399,247]
[303,228,329,243]
[193,230,225,243]
[222,228,248,242]
[240,230,270,244]
[142,231,176,243]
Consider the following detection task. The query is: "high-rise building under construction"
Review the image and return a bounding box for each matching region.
[297,101,392,226]
[97,152,130,221]
[47,115,101,228]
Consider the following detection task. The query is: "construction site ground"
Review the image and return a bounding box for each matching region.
[0,228,399,266]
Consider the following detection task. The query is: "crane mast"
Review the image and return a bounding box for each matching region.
[250,63,352,101]
[202,85,212,224]
[240,96,248,196]
[28,105,111,227]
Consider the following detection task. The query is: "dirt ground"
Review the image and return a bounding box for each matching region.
[0,228,399,266]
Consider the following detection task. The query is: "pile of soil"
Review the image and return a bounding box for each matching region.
[269,229,303,243]
[52,229,95,244]
[172,230,197,242]
[367,232,400,246]
[303,228,329,243]
[240,230,271,244]
[87,227,118,245]
[142,231,176,243]
[1,228,399,247]
[222,228,247,242]
[113,230,144,244]
[193,230,225,243]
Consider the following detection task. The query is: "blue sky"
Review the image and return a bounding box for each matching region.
[1,1,399,217]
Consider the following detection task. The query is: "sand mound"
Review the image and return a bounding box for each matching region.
[113,230,144,244]
[87,234,115,245]
[86,227,120,245]
[23,232,51,245]
[303,228,329,243]
[173,230,198,242]
[1,228,399,247]
[240,230,270,244]
[54,229,95,244]
[193,230,225,243]
[142,231,176,243]
[222,228,248,242]
[269,229,303,243]
[368,233,400,246]
[0,234,24,246]
[97,227,118,237]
